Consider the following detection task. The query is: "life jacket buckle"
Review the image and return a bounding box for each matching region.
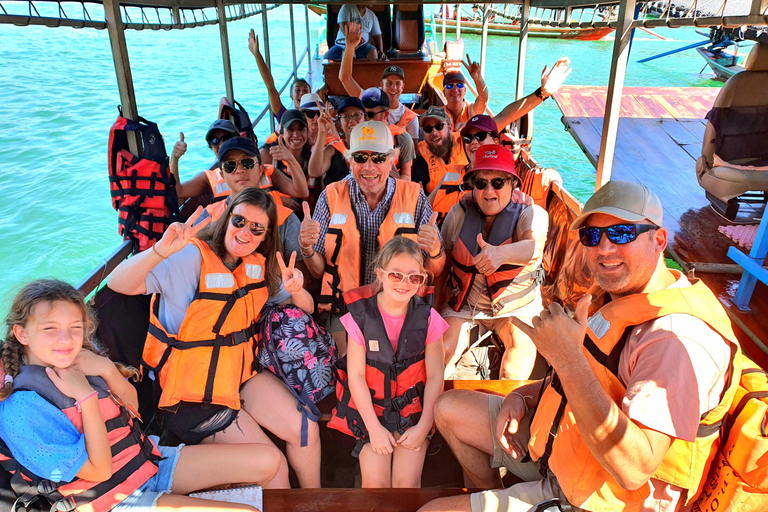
[233,288,248,300]
[231,330,248,345]
[390,395,409,412]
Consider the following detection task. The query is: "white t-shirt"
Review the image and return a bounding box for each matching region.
[389,102,420,139]
[334,5,382,46]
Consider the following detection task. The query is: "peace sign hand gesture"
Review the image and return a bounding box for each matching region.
[154,206,211,258]
[316,102,335,138]
[277,251,304,295]
[465,54,481,82]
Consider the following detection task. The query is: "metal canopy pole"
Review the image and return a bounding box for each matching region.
[479,4,490,77]
[595,0,636,190]
[261,3,274,132]
[289,4,298,84]
[515,0,529,100]
[456,4,461,39]
[216,0,234,103]
[103,0,140,156]
[441,4,446,49]
[305,5,312,82]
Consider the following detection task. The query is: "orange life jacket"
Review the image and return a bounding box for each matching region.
[528,275,742,512]
[204,165,277,203]
[445,101,472,129]
[520,167,559,210]
[319,179,422,313]
[327,284,431,456]
[388,123,406,136]
[418,133,468,225]
[448,194,542,316]
[0,365,161,512]
[142,238,269,411]
[395,107,418,129]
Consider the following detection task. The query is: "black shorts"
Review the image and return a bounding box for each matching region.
[162,401,240,445]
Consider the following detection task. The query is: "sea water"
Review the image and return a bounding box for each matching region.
[0,5,724,308]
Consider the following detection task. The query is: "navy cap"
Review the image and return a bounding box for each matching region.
[280,109,307,132]
[338,96,365,114]
[444,71,466,85]
[362,87,390,109]
[206,119,239,142]
[217,137,259,164]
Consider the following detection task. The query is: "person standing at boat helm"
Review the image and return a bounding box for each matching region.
[108,189,324,489]
[361,87,417,180]
[411,106,469,226]
[420,180,739,512]
[337,21,419,139]
[195,136,305,262]
[308,96,366,186]
[442,60,489,131]
[324,4,385,61]
[301,121,445,355]
[439,145,548,381]
[168,119,239,201]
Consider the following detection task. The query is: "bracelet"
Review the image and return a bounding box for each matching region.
[300,245,315,258]
[534,87,549,101]
[74,390,98,412]
[510,391,533,415]
[152,243,167,260]
[426,245,443,260]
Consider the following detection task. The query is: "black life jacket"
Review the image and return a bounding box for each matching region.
[0,365,161,512]
[108,111,179,253]
[327,284,432,457]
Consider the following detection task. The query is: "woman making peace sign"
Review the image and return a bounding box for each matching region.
[108,188,320,488]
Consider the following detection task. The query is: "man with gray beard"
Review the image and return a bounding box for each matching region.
[412,106,469,226]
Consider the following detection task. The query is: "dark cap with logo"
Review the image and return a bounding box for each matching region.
[382,65,405,80]
[461,115,499,136]
[206,119,239,142]
[419,106,450,124]
[362,88,390,109]
[217,137,259,164]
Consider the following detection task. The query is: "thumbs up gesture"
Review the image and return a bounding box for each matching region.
[473,233,503,276]
[299,201,320,254]
[417,211,442,257]
[172,132,187,159]
[269,135,295,165]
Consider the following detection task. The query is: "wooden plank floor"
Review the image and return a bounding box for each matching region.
[553,86,768,368]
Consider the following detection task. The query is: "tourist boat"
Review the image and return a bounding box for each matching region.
[428,14,614,40]
[696,44,746,80]
[2,0,768,510]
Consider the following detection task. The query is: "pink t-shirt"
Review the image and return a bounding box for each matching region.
[340,307,449,353]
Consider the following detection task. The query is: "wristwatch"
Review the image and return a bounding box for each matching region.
[534,87,549,101]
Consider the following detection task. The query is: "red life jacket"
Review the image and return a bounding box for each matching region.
[448,193,542,316]
[108,114,179,253]
[0,365,161,512]
[327,284,431,456]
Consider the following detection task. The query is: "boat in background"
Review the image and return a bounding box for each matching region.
[696,45,745,80]
[428,15,614,40]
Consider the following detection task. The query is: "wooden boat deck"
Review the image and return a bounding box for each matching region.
[553,85,768,367]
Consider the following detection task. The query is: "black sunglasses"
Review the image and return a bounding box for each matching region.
[578,223,657,247]
[230,213,267,236]
[366,110,387,119]
[352,152,389,165]
[221,158,257,174]
[422,123,445,134]
[469,177,511,191]
[301,110,320,119]
[209,134,235,148]
[462,132,494,144]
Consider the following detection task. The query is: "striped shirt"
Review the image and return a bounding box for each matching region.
[313,175,441,285]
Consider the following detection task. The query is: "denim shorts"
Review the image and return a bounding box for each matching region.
[111,436,185,512]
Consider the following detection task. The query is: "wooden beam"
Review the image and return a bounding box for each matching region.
[516,0,530,100]
[595,0,635,190]
[76,240,133,296]
[103,0,140,156]
[752,0,768,15]
[216,0,234,102]
[479,4,490,77]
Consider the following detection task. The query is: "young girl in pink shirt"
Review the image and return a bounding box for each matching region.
[328,236,447,488]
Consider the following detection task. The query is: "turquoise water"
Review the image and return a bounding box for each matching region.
[0,7,722,309]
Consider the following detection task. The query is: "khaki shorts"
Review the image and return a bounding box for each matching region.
[470,395,574,512]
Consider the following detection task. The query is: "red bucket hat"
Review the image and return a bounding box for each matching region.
[469,144,520,182]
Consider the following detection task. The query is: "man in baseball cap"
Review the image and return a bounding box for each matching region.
[308,96,367,187]
[438,143,548,381]
[424,178,735,512]
[360,87,416,179]
[300,120,445,355]
[442,55,490,131]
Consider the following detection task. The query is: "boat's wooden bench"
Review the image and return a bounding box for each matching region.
[322,57,434,96]
[261,487,474,511]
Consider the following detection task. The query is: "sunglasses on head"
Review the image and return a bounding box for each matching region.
[230,213,267,236]
[221,158,257,174]
[352,152,389,165]
[366,109,387,119]
[578,223,657,247]
[301,110,320,119]
[468,177,511,191]
[209,134,235,148]
[462,131,494,144]
[381,269,426,286]
[444,83,465,90]
[339,112,365,122]
[422,123,446,134]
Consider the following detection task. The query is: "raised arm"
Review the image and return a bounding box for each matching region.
[169,133,211,199]
[339,22,364,98]
[248,29,284,117]
[466,55,489,116]
[308,108,336,179]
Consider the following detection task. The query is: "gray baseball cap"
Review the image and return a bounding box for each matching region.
[570,180,663,230]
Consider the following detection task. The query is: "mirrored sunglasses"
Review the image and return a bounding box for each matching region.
[444,83,465,90]
[578,223,657,247]
[230,213,267,236]
[352,152,389,165]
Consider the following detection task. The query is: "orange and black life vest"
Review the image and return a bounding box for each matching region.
[445,102,472,129]
[108,114,179,253]
[448,194,542,316]
[142,238,269,411]
[204,165,277,204]
[319,179,422,313]
[395,107,418,130]
[327,284,431,456]
[203,188,293,228]
[528,276,742,512]
[0,365,161,512]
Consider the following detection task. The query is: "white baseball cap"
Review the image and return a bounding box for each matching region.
[349,121,394,154]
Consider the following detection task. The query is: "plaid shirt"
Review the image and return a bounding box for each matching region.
[313,175,440,285]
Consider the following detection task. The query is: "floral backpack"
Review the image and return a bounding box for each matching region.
[258,304,337,446]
